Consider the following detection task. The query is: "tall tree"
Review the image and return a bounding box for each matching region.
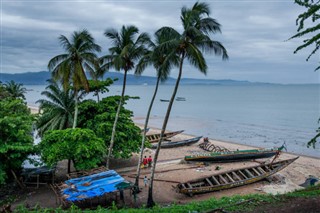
[147,2,228,207]
[4,80,26,100]
[101,25,150,169]
[133,31,179,190]
[288,0,320,71]
[36,80,75,137]
[289,0,320,148]
[48,29,101,128]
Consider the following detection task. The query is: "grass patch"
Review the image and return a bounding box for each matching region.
[10,185,320,212]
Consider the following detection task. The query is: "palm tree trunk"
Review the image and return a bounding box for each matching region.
[147,54,185,208]
[72,90,78,129]
[106,70,128,169]
[134,77,161,190]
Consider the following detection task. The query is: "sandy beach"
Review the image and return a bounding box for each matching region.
[18,106,320,208]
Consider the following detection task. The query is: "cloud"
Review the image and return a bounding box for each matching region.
[0,0,318,83]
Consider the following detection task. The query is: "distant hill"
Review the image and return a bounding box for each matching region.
[0,71,271,86]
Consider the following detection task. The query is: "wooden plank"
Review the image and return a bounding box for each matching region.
[225,173,235,182]
[205,178,214,186]
[238,170,248,179]
[187,183,193,188]
[211,176,221,185]
[219,175,229,184]
[263,166,271,172]
[252,168,261,176]
[257,167,266,174]
[244,169,254,178]
[232,172,242,181]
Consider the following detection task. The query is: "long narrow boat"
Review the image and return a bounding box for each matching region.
[185,145,285,162]
[151,136,202,149]
[146,130,184,143]
[177,157,298,196]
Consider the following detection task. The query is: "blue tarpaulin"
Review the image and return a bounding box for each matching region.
[61,170,130,202]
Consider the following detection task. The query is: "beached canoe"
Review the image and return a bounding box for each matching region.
[151,136,202,149]
[185,145,285,162]
[176,157,298,196]
[146,130,184,143]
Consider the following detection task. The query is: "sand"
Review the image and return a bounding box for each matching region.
[18,106,320,208]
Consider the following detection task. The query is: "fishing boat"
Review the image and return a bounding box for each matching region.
[146,130,184,143]
[176,97,186,101]
[185,145,286,162]
[151,136,202,149]
[160,99,170,102]
[176,157,298,196]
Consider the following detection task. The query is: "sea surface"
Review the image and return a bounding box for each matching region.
[25,84,320,158]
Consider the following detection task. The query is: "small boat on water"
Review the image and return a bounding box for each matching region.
[176,97,186,101]
[176,157,299,196]
[151,136,202,149]
[160,99,170,102]
[146,130,184,143]
[185,145,286,162]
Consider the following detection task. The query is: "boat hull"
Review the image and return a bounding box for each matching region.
[185,151,278,162]
[177,157,298,196]
[152,136,202,149]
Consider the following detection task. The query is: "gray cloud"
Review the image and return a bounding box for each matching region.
[1,0,319,83]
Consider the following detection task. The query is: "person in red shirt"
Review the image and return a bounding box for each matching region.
[147,155,152,167]
[142,156,148,168]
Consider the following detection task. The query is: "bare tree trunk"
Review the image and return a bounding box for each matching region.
[134,77,161,191]
[147,55,185,207]
[106,70,127,169]
[72,90,78,129]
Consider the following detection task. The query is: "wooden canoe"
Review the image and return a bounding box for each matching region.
[151,136,202,149]
[177,157,298,196]
[185,145,285,162]
[146,130,184,143]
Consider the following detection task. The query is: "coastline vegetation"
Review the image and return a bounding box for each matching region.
[7,185,320,212]
[1,0,319,212]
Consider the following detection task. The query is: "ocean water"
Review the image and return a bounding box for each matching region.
[25,84,320,158]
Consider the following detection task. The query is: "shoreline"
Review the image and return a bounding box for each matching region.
[134,120,320,160]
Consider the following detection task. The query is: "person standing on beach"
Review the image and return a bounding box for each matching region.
[144,176,148,187]
[147,155,152,167]
[143,156,148,168]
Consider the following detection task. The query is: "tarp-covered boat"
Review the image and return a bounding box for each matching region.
[60,170,132,202]
[151,136,202,149]
[146,130,184,143]
[177,157,298,196]
[185,145,285,162]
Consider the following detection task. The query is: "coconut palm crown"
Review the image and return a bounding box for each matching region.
[48,29,101,128]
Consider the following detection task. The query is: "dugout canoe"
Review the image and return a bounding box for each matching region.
[146,130,184,143]
[151,136,202,149]
[176,157,298,196]
[185,145,285,162]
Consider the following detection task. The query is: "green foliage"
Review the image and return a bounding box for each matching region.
[38,128,106,171]
[0,99,34,184]
[36,80,75,137]
[289,0,320,71]
[3,80,27,100]
[0,82,10,100]
[77,96,144,159]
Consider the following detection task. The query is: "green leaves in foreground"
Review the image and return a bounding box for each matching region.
[0,98,34,184]
[38,128,106,171]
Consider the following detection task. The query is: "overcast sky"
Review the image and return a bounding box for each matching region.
[1,0,319,84]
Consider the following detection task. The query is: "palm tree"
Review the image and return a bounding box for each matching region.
[101,25,150,169]
[147,2,229,207]
[4,80,26,100]
[48,29,101,128]
[133,31,179,190]
[36,80,75,173]
[36,80,75,137]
